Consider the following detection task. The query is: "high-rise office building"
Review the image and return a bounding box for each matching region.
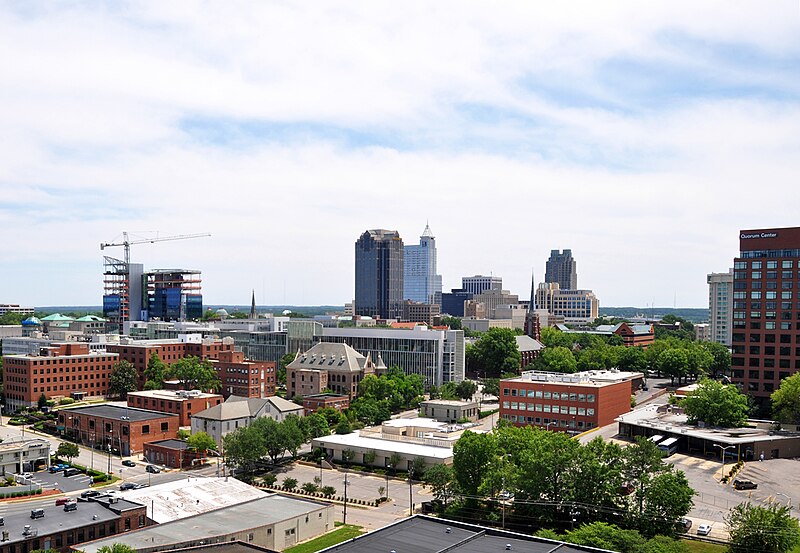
[461,275,502,296]
[545,249,578,290]
[355,229,404,320]
[145,269,203,322]
[731,227,800,400]
[404,224,442,305]
[707,270,733,346]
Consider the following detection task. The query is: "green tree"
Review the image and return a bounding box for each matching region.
[481,378,500,399]
[177,428,191,440]
[539,326,574,348]
[642,471,695,536]
[681,378,749,427]
[702,341,731,378]
[685,343,713,379]
[641,536,689,553]
[772,373,800,425]
[316,406,343,427]
[617,346,648,375]
[303,412,331,439]
[279,352,295,386]
[622,437,670,517]
[97,545,137,553]
[166,356,221,392]
[452,431,497,503]
[726,501,800,553]
[468,328,521,377]
[441,316,462,330]
[563,522,646,553]
[455,379,478,401]
[251,417,288,464]
[56,441,80,463]
[335,418,353,435]
[37,393,48,410]
[223,425,264,472]
[108,361,138,399]
[144,352,167,389]
[423,464,457,508]
[0,312,25,325]
[657,349,689,385]
[534,346,577,373]
[186,431,216,453]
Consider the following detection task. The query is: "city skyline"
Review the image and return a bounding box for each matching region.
[1,3,799,307]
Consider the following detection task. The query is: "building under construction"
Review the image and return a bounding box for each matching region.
[146,269,203,322]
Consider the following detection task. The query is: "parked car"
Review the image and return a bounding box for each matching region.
[679,518,692,531]
[145,465,161,474]
[63,501,78,512]
[62,468,81,477]
[122,460,136,467]
[81,490,102,498]
[132,483,148,489]
[697,524,712,536]
[119,482,137,490]
[55,497,72,506]
[733,479,758,490]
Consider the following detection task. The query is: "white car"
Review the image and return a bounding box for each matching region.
[696,524,712,536]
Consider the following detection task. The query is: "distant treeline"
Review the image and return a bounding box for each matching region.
[600,307,708,323]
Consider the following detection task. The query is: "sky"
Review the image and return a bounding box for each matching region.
[1,1,799,309]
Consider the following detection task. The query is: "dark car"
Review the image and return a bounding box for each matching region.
[145,465,161,474]
[122,460,136,468]
[119,482,137,491]
[678,518,692,531]
[80,490,102,498]
[733,479,758,490]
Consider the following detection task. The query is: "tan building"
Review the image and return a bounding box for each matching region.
[535,282,599,324]
[463,300,486,319]
[401,301,441,326]
[286,342,376,399]
[472,289,519,319]
[420,399,479,423]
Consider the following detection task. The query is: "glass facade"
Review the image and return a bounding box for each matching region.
[355,230,404,319]
[403,224,442,305]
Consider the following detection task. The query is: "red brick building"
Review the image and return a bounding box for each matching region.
[732,227,800,401]
[127,390,223,426]
[143,439,205,469]
[302,393,350,416]
[2,343,119,410]
[613,323,655,348]
[58,404,179,456]
[208,350,276,398]
[499,370,641,433]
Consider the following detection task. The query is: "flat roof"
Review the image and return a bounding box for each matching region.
[146,439,189,450]
[318,515,613,553]
[0,499,125,545]
[504,369,642,387]
[128,389,221,400]
[420,399,478,407]
[61,404,178,422]
[312,433,454,460]
[79,495,330,553]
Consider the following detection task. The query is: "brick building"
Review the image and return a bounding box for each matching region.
[58,404,180,456]
[731,227,800,401]
[2,343,119,410]
[302,393,350,416]
[286,342,376,399]
[208,350,276,398]
[127,390,223,426]
[143,439,204,469]
[499,369,642,433]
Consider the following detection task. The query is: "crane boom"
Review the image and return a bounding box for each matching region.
[100,232,211,265]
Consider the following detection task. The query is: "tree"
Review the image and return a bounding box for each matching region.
[186,431,216,453]
[108,361,138,399]
[144,352,167,389]
[166,356,220,392]
[335,418,353,435]
[441,316,462,330]
[481,378,499,399]
[452,431,497,499]
[657,349,689,385]
[223,426,264,472]
[37,393,48,410]
[772,373,800,425]
[252,417,288,465]
[424,464,457,507]
[702,341,731,378]
[622,437,670,517]
[681,378,749,428]
[303,412,331,439]
[97,545,137,553]
[455,380,478,401]
[563,522,646,553]
[279,353,295,386]
[177,428,191,440]
[617,347,648,375]
[726,501,800,553]
[468,328,521,377]
[642,471,695,536]
[641,536,689,553]
[56,442,79,463]
[534,346,577,373]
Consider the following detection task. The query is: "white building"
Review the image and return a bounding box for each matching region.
[535,282,599,324]
[461,275,502,296]
[708,270,733,346]
[191,395,303,447]
[0,439,51,475]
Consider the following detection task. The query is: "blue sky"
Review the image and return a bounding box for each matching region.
[1,1,799,308]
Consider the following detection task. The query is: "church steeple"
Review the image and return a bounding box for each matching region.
[250,290,257,319]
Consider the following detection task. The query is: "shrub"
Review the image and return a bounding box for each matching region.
[301,482,319,493]
[59,398,75,405]
[262,474,277,486]
[321,486,336,497]
[282,477,298,490]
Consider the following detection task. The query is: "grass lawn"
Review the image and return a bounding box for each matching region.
[682,539,726,553]
[284,524,364,553]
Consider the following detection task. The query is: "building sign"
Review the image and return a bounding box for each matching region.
[741,232,778,239]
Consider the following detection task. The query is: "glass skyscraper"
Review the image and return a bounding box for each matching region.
[403,223,442,305]
[355,229,404,319]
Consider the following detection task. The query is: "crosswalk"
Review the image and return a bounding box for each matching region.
[668,453,720,473]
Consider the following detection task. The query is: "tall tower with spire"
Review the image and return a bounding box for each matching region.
[403,222,443,305]
[249,290,257,319]
[524,270,541,340]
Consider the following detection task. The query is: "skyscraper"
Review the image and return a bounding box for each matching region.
[707,270,733,346]
[545,249,578,290]
[461,275,502,296]
[404,223,442,305]
[355,229,404,320]
[731,227,800,401]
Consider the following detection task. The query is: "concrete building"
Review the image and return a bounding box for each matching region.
[302,393,350,416]
[0,304,34,316]
[79,495,334,553]
[191,395,303,447]
[535,283,599,325]
[403,223,442,305]
[708,269,733,346]
[2,343,119,410]
[500,369,643,433]
[419,399,479,423]
[460,318,512,333]
[492,304,527,329]
[0,439,51,474]
[731,227,800,399]
[472,289,519,320]
[694,323,711,342]
[355,229,404,320]
[286,342,377,399]
[0,494,147,553]
[462,300,486,319]
[461,275,502,296]
[545,249,578,290]
[57,404,180,456]
[127,390,224,427]
[439,288,473,317]
[401,301,441,326]
[209,349,277,398]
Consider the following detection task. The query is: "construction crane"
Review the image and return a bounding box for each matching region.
[100,232,212,265]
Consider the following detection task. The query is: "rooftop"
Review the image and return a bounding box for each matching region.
[128,389,222,400]
[505,369,642,387]
[193,395,301,421]
[420,399,478,407]
[317,515,612,553]
[312,432,454,459]
[61,404,179,422]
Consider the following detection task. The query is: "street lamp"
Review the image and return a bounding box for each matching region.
[545,421,554,432]
[408,467,414,517]
[386,463,392,500]
[713,443,736,482]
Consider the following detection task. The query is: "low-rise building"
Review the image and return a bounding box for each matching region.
[191,395,303,447]
[515,334,544,367]
[0,439,51,474]
[302,393,350,416]
[556,322,655,348]
[694,323,711,342]
[209,350,276,398]
[57,404,180,456]
[419,399,479,423]
[286,342,377,399]
[78,495,334,553]
[142,439,204,469]
[0,494,147,553]
[127,389,223,427]
[500,369,643,433]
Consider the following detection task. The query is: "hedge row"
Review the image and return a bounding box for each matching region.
[0,489,43,499]
[257,483,378,506]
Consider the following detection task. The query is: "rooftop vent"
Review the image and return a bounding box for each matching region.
[506,544,512,550]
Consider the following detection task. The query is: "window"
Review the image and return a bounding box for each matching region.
[751,292,762,299]
[587,394,596,403]
[767,261,778,269]
[752,271,762,279]
[142,425,150,434]
[752,261,762,269]
[783,260,793,269]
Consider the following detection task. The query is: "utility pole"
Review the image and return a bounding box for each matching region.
[342,470,348,525]
[408,468,414,517]
[713,443,736,482]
